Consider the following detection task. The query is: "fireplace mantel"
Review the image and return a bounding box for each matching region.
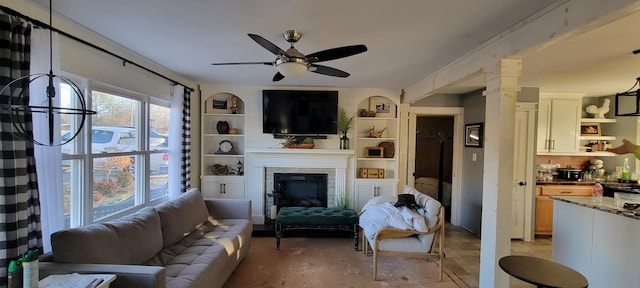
[246,148,355,224]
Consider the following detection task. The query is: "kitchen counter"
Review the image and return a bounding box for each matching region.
[550,196,640,220]
[551,196,640,287]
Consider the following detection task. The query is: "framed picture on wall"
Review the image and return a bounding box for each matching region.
[580,122,601,136]
[465,122,483,147]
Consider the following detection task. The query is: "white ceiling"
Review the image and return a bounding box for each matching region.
[26,0,640,97]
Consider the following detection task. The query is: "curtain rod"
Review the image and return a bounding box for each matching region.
[0,5,195,92]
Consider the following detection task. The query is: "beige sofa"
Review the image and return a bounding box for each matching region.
[40,188,252,288]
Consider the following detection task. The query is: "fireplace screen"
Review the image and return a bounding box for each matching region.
[273,173,328,211]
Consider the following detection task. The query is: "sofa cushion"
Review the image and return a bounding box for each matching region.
[146,218,253,288]
[156,188,209,248]
[51,206,163,264]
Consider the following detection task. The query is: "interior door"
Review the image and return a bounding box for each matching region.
[512,103,535,239]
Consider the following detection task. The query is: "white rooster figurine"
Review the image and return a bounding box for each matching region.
[585,99,610,119]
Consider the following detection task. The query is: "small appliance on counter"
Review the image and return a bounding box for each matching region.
[556,166,583,181]
[588,159,606,180]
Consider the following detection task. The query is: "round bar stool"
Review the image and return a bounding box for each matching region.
[499,255,588,288]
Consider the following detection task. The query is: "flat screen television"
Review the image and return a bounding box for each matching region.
[262,90,338,136]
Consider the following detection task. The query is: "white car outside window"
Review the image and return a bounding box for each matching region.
[62,126,168,172]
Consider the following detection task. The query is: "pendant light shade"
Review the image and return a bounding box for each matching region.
[615,77,640,116]
[615,49,640,117]
[0,0,96,145]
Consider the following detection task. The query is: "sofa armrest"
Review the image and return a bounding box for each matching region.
[204,198,251,220]
[39,262,166,288]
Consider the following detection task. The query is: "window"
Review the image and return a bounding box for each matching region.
[60,81,171,227]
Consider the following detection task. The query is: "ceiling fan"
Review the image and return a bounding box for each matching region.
[211,30,367,82]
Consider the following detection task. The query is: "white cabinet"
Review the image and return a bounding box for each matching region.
[201,176,245,199]
[537,97,581,154]
[354,180,398,212]
[553,199,640,287]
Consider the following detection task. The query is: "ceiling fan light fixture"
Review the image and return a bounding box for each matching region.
[275,58,308,77]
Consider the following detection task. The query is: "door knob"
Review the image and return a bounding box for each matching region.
[518,181,526,186]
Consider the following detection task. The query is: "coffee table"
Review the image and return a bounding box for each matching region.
[499,255,588,288]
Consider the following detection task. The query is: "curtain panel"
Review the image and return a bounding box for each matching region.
[169,85,191,199]
[0,12,43,286]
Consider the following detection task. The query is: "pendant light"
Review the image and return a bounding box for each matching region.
[0,0,96,146]
[615,49,640,116]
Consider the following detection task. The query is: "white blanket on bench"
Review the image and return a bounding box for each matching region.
[359,202,428,239]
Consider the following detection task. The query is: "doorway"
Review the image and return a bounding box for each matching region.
[407,107,464,226]
[414,116,454,221]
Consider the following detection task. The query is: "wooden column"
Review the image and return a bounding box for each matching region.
[479,59,521,288]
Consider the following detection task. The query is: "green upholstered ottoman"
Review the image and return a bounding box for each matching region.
[276,207,359,250]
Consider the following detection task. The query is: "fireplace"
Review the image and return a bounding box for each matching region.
[272,173,328,211]
[246,148,354,224]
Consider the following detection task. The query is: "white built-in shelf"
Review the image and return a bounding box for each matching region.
[357,157,396,161]
[357,137,396,141]
[203,154,244,157]
[580,118,617,123]
[203,133,244,137]
[578,136,616,141]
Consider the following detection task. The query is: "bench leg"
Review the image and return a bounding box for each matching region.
[353,224,359,251]
[276,222,281,250]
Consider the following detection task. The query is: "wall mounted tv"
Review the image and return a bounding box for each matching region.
[262,90,338,137]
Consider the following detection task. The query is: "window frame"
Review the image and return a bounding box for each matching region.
[60,74,170,227]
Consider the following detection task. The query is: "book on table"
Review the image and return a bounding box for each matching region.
[39,273,115,288]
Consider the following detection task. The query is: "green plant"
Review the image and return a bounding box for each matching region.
[337,107,355,134]
[335,192,351,209]
[303,137,314,144]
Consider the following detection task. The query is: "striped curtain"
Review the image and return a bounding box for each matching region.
[181,87,191,191]
[0,12,42,286]
[169,85,191,198]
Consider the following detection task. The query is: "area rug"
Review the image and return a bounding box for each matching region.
[223,236,462,288]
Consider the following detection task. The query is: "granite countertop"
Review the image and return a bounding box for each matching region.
[550,196,640,220]
[536,180,637,187]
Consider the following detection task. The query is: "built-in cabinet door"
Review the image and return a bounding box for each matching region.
[534,196,554,235]
[537,98,581,153]
[355,180,397,212]
[201,176,245,199]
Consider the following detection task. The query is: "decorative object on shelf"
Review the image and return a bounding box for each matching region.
[464,122,483,148]
[375,127,388,138]
[580,122,601,136]
[282,136,315,149]
[367,125,376,138]
[236,160,243,176]
[378,141,395,158]
[215,140,235,154]
[211,98,227,110]
[365,146,384,158]
[359,168,385,179]
[0,0,97,146]
[216,120,230,134]
[337,107,354,150]
[209,163,235,175]
[228,128,239,134]
[230,95,240,114]
[340,132,350,150]
[585,98,610,119]
[368,96,395,117]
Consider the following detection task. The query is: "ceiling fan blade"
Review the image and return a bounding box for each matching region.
[211,62,273,66]
[309,64,350,78]
[248,34,286,56]
[306,45,367,63]
[272,72,285,82]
